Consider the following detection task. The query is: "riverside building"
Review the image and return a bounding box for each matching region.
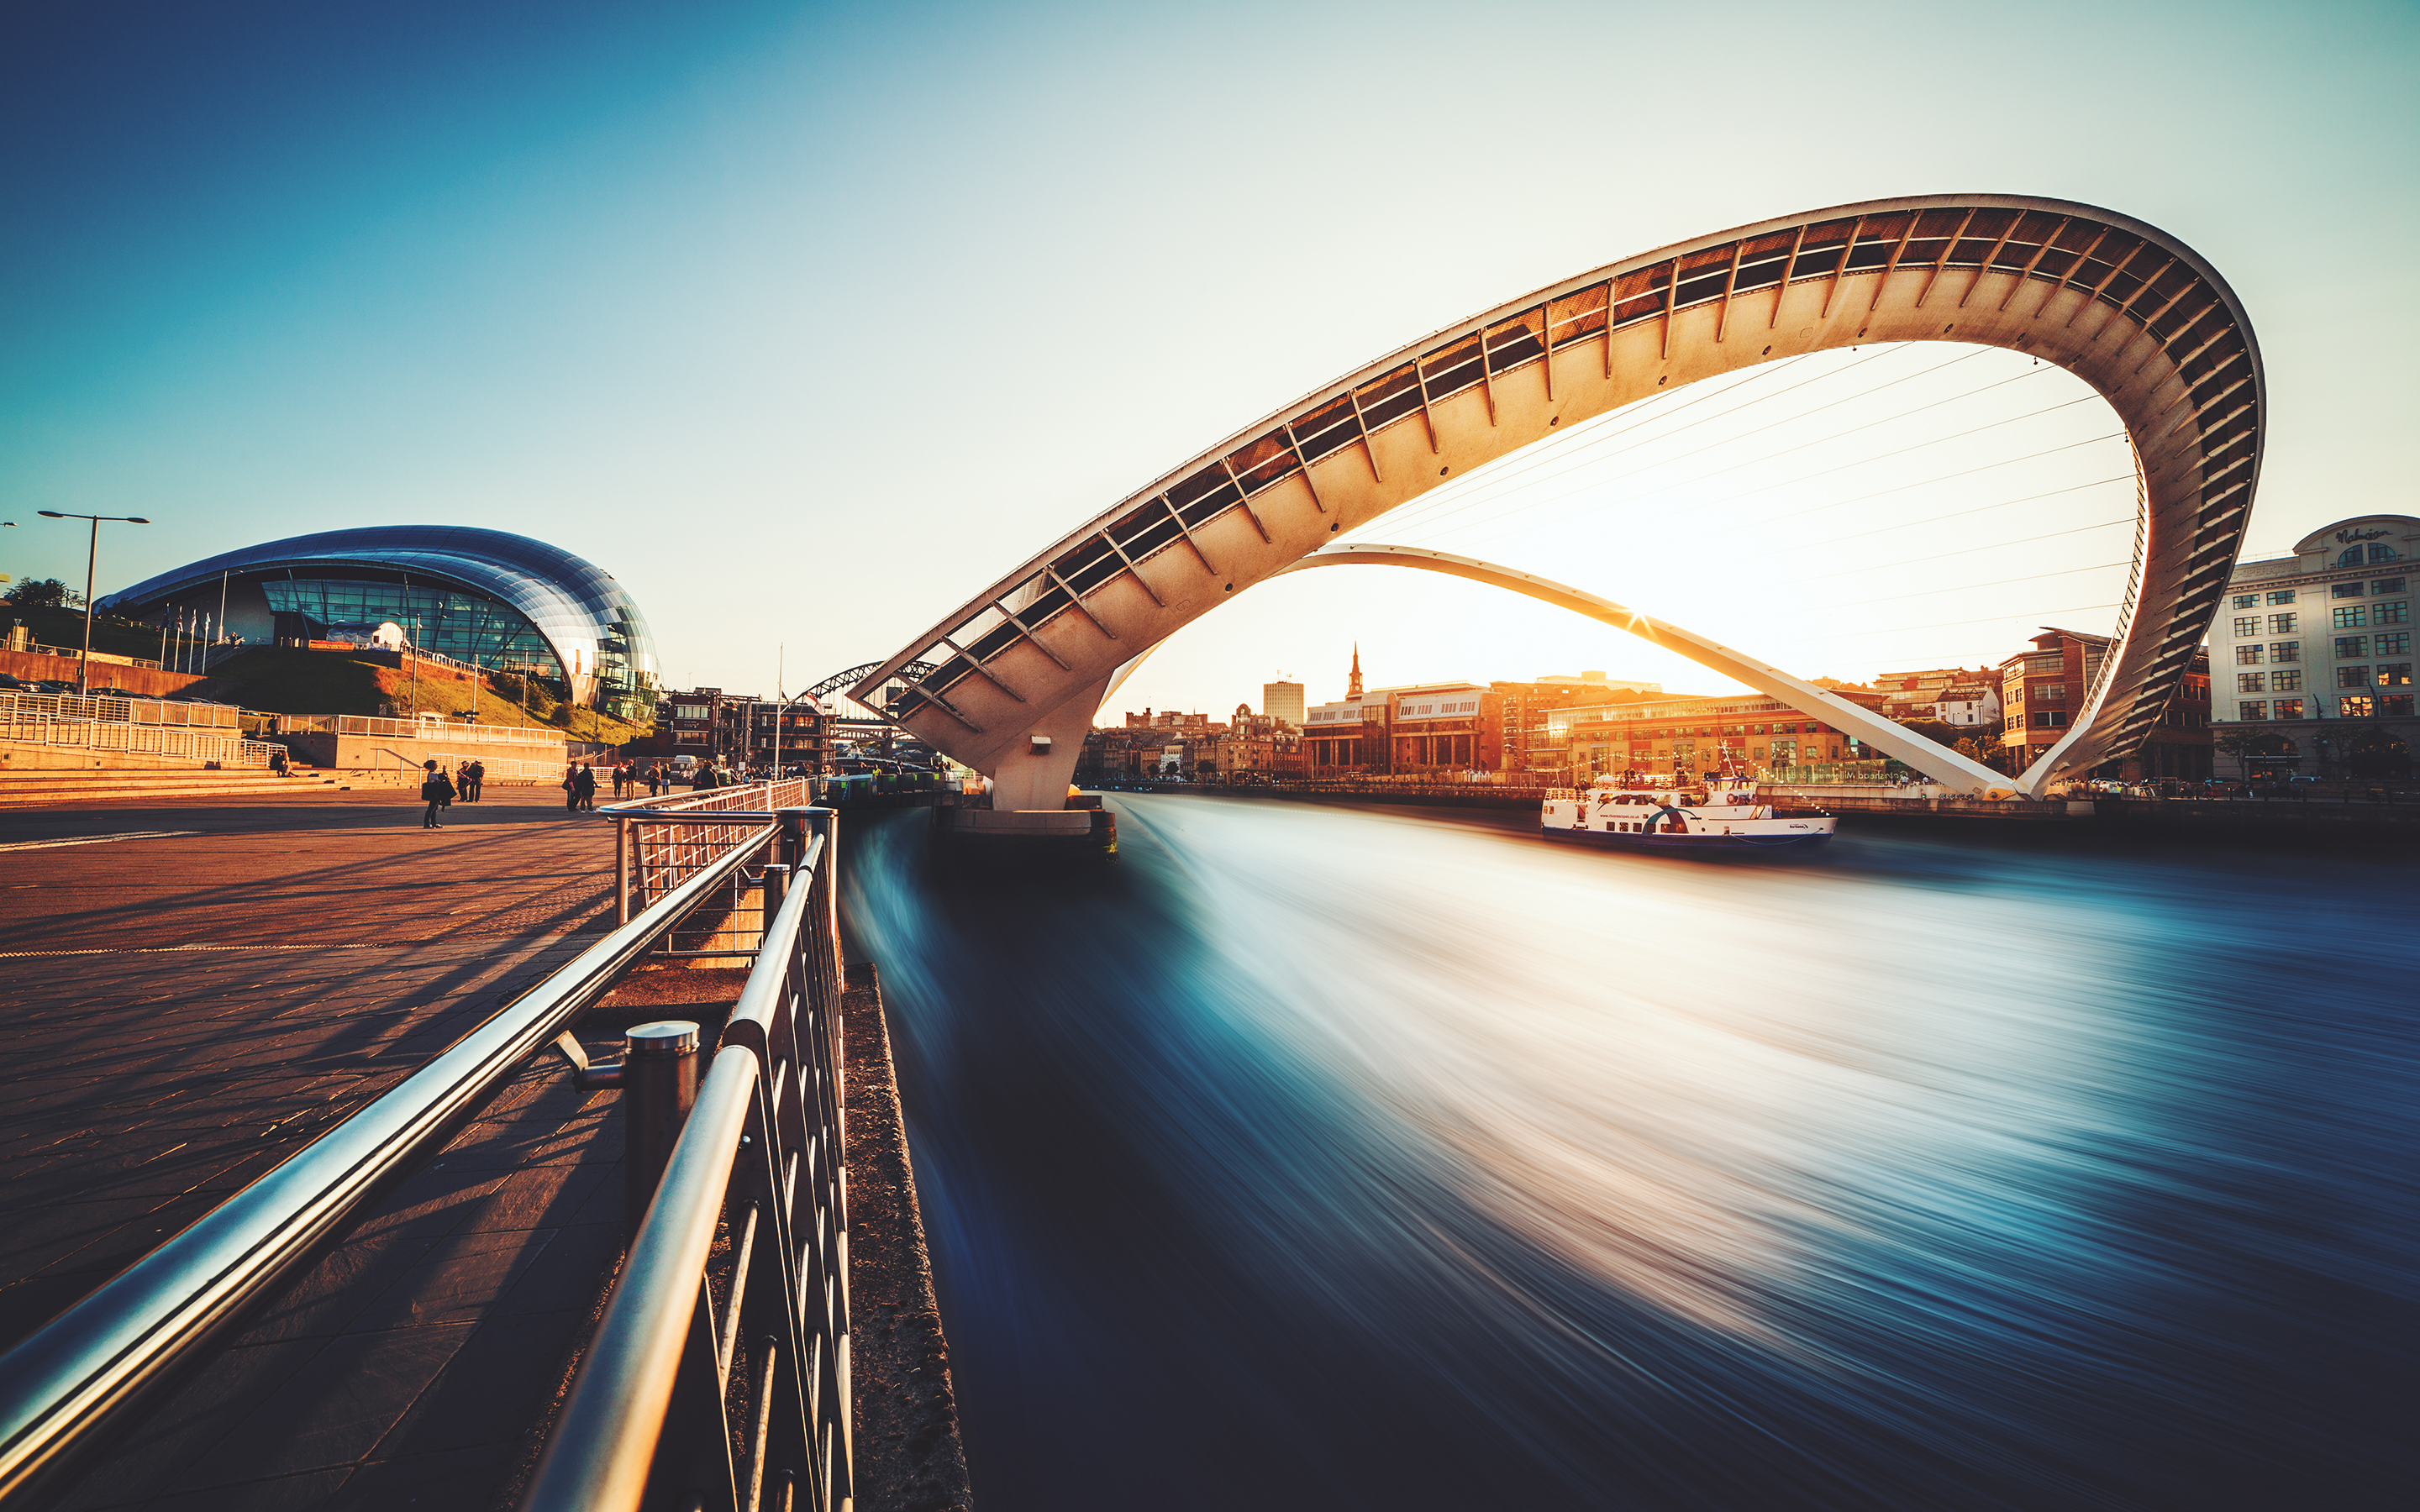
[1261,680,1306,729]
[2210,514,2416,780]
[1998,628,2211,781]
[1563,691,1886,782]
[1493,673,1663,774]
[103,526,660,720]
[644,687,828,771]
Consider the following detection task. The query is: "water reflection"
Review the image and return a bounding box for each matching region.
[844,797,2416,1510]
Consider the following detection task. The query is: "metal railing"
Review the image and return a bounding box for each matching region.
[8,638,165,669]
[0,809,795,1504]
[0,689,240,727]
[523,807,851,1512]
[607,780,818,936]
[266,712,571,747]
[1,710,279,769]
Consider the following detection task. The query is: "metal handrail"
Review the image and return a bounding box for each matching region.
[0,824,782,1504]
[531,1043,760,1511]
[606,781,818,929]
[525,809,852,1512]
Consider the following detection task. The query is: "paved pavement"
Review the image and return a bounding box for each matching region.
[0,790,621,1350]
[0,788,824,1509]
[52,1026,636,1512]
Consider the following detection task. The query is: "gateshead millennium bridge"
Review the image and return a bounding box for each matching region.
[854,194,2264,806]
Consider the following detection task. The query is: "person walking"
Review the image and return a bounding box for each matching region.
[466,759,484,801]
[562,764,581,813]
[613,762,629,800]
[574,762,598,812]
[418,759,455,829]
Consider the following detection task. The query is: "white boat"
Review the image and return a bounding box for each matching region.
[1539,766,1835,852]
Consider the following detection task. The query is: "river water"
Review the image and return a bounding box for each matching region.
[842,797,2415,1510]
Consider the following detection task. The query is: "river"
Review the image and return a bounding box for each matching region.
[841,796,2414,1510]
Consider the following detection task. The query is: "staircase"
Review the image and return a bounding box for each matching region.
[0,765,397,809]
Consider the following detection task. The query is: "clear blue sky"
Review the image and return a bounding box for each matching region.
[4,1,2412,711]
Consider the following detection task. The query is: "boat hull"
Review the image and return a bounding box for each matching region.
[1542,825,1832,850]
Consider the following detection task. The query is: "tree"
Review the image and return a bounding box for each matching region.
[2211,725,2271,779]
[1953,734,2002,769]
[3,577,81,609]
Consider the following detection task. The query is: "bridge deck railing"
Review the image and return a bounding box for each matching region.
[0,798,832,1505]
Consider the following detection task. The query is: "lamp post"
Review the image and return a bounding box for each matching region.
[34,510,150,694]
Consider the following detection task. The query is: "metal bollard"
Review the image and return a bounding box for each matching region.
[760,863,789,942]
[622,1020,701,1246]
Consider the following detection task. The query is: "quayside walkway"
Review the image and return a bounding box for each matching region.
[0,786,972,1511]
[0,791,619,1349]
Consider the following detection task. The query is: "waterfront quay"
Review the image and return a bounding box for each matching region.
[0,792,618,1321]
[0,786,969,1511]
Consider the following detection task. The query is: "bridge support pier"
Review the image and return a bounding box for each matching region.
[973,672,1108,811]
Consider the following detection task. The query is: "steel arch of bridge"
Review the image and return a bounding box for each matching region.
[856,194,2262,805]
[807,660,937,710]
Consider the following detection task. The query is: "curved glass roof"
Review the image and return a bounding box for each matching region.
[103,526,658,708]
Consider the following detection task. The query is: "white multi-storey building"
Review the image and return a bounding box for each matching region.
[1260,680,1305,729]
[2210,514,2416,781]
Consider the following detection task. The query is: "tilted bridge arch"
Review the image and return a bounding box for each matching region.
[1274,543,2011,792]
[855,194,2263,806]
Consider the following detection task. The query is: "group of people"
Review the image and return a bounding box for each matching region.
[419,754,778,828]
[417,758,484,827]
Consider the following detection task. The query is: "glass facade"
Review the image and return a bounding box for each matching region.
[103,526,660,719]
[260,579,559,676]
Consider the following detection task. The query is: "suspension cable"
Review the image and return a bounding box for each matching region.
[1410,392,2106,553]
[1823,558,2131,610]
[1785,518,2138,585]
[1379,344,1945,534]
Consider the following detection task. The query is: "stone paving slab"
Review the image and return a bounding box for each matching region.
[4,792,968,1510]
[50,1039,634,1512]
[0,792,619,1352]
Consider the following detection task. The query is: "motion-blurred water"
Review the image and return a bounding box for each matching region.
[843,798,2417,1510]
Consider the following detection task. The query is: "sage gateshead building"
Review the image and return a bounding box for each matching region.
[103,526,660,718]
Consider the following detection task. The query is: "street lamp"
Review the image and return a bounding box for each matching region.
[34,510,150,694]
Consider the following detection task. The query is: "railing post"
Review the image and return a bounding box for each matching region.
[623,1021,701,1247]
[614,816,630,927]
[787,807,841,987]
[759,864,787,959]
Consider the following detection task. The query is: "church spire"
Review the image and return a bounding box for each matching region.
[1347,642,1363,701]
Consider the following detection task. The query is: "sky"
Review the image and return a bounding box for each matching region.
[3,0,2413,717]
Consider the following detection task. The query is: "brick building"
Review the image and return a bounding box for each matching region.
[1492,674,1663,774]
[1997,628,2210,781]
[1563,690,1889,781]
[647,687,829,772]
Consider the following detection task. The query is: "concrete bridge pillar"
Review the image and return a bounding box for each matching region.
[975,672,1108,811]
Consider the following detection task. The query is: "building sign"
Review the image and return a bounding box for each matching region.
[2338,528,2391,544]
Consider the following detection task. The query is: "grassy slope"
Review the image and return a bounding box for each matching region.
[208,648,649,743]
[2,604,172,660]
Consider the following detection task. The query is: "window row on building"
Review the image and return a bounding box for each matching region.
[2211,516,2417,780]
